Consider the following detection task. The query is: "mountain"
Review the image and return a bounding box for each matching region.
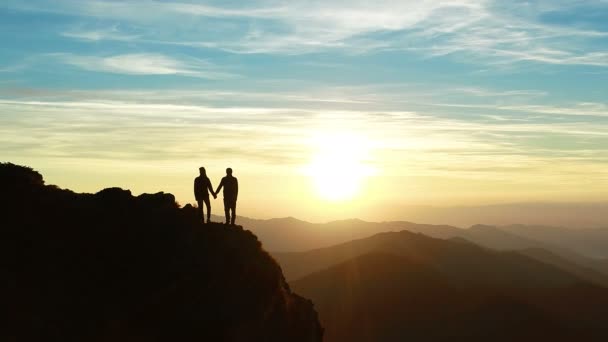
[518,248,608,287]
[275,230,586,287]
[234,216,567,255]
[391,222,547,250]
[377,202,608,229]
[1,163,322,342]
[286,231,608,342]
[386,223,608,280]
[235,217,542,253]
[239,216,608,285]
[501,224,608,259]
[240,216,608,258]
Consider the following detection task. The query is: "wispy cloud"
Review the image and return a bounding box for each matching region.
[50,53,237,79]
[9,0,605,66]
[0,62,29,73]
[2,88,607,153]
[61,25,139,42]
[2,86,608,207]
[434,102,608,118]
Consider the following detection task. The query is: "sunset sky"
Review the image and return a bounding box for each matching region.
[1,0,608,222]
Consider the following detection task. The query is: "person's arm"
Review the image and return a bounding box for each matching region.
[193,178,198,198]
[215,178,224,196]
[207,178,216,198]
[235,178,238,199]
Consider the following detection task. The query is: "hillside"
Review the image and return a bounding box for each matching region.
[275,230,586,288]
[242,216,608,284]
[235,217,562,253]
[292,254,605,342]
[0,163,322,342]
[502,224,608,259]
[518,248,608,287]
[241,216,608,256]
[286,232,608,342]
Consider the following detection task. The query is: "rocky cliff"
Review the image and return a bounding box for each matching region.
[1,163,322,342]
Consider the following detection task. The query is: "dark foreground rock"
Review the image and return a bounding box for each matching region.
[0,163,322,342]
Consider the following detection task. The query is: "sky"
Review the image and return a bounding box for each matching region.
[1,0,608,223]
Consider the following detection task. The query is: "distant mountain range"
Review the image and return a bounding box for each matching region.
[281,230,608,341]
[369,202,608,229]
[223,216,608,281]
[231,216,608,259]
[235,216,608,340]
[277,230,589,287]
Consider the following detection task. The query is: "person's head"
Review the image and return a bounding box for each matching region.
[226,167,233,176]
[199,167,206,176]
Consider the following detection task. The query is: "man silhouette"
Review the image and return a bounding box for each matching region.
[215,168,238,225]
[194,167,216,223]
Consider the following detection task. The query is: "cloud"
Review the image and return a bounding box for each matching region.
[0,97,311,167]
[433,102,608,118]
[10,0,603,66]
[61,25,139,42]
[0,62,29,73]
[2,87,608,208]
[5,0,607,65]
[2,89,607,155]
[51,53,236,79]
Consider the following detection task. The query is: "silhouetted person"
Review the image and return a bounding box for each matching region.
[194,167,216,223]
[215,168,238,225]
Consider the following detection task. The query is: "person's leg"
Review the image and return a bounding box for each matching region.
[230,201,237,225]
[203,197,211,223]
[223,197,230,224]
[196,200,204,222]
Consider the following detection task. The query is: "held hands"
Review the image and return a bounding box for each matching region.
[212,192,217,199]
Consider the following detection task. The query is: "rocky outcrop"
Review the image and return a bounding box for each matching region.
[1,163,322,342]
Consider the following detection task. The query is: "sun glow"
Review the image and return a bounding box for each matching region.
[305,132,375,201]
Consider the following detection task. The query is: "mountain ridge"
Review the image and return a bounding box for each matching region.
[231,215,608,281]
[286,230,608,342]
[275,229,588,288]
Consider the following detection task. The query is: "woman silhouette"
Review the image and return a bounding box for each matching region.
[194,167,216,223]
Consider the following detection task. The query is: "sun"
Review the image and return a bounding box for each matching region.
[305,132,374,201]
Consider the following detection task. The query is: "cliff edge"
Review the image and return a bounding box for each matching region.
[1,163,322,342]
